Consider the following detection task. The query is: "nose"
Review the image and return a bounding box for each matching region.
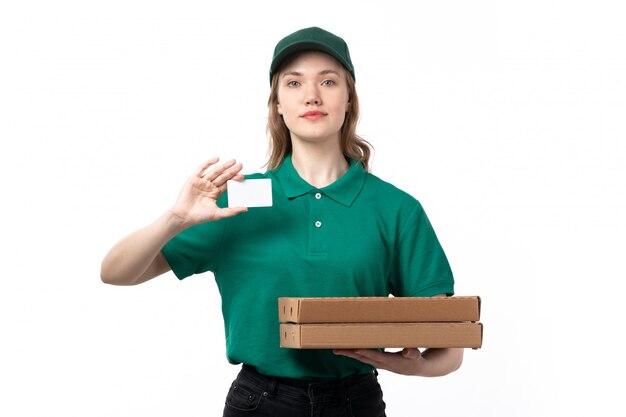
[306,96,321,105]
[304,84,321,106]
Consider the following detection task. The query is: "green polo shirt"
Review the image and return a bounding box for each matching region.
[162,155,454,379]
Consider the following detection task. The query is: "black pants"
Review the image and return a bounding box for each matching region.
[223,365,387,416]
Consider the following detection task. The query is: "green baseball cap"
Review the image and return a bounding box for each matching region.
[269,26,355,85]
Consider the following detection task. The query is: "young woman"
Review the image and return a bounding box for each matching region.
[101,26,463,417]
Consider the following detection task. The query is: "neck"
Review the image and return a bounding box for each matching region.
[290,140,349,188]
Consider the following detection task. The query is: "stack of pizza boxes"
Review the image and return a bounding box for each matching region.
[279,296,482,349]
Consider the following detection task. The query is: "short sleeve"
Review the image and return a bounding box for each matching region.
[388,203,454,297]
[161,217,228,279]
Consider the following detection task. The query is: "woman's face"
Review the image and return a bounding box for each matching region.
[276,51,350,146]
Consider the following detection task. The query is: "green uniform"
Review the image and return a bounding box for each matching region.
[162,155,454,379]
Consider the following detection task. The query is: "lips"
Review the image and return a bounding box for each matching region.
[301,110,327,120]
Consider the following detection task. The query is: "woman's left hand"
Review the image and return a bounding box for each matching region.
[333,348,425,376]
[333,347,463,377]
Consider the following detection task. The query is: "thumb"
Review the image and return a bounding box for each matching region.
[214,206,248,221]
[401,348,421,359]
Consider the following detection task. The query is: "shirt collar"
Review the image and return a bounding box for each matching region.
[271,154,366,207]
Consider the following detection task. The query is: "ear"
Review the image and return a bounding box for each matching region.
[277,102,283,115]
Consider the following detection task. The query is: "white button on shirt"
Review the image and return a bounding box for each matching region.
[315,192,322,200]
[314,221,322,228]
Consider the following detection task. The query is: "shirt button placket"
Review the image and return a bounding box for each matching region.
[314,192,323,228]
[309,190,326,255]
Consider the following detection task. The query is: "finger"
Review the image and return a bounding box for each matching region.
[212,163,244,186]
[203,159,238,182]
[196,157,220,177]
[333,349,384,367]
[333,349,358,358]
[354,349,382,358]
[213,206,248,221]
[342,349,415,372]
[333,350,373,364]
[401,348,421,359]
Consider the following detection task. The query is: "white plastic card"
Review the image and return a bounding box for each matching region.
[227,179,273,208]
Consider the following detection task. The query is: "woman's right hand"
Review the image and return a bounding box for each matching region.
[101,157,247,286]
[170,157,248,228]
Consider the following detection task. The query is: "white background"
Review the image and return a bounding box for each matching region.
[1,1,625,416]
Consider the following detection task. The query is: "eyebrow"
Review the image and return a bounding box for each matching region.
[281,69,341,78]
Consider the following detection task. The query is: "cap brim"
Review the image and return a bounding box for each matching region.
[270,41,353,81]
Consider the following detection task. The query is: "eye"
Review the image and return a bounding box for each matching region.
[287,80,301,87]
[321,80,336,86]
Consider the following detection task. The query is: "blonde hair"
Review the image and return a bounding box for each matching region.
[265,68,373,171]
